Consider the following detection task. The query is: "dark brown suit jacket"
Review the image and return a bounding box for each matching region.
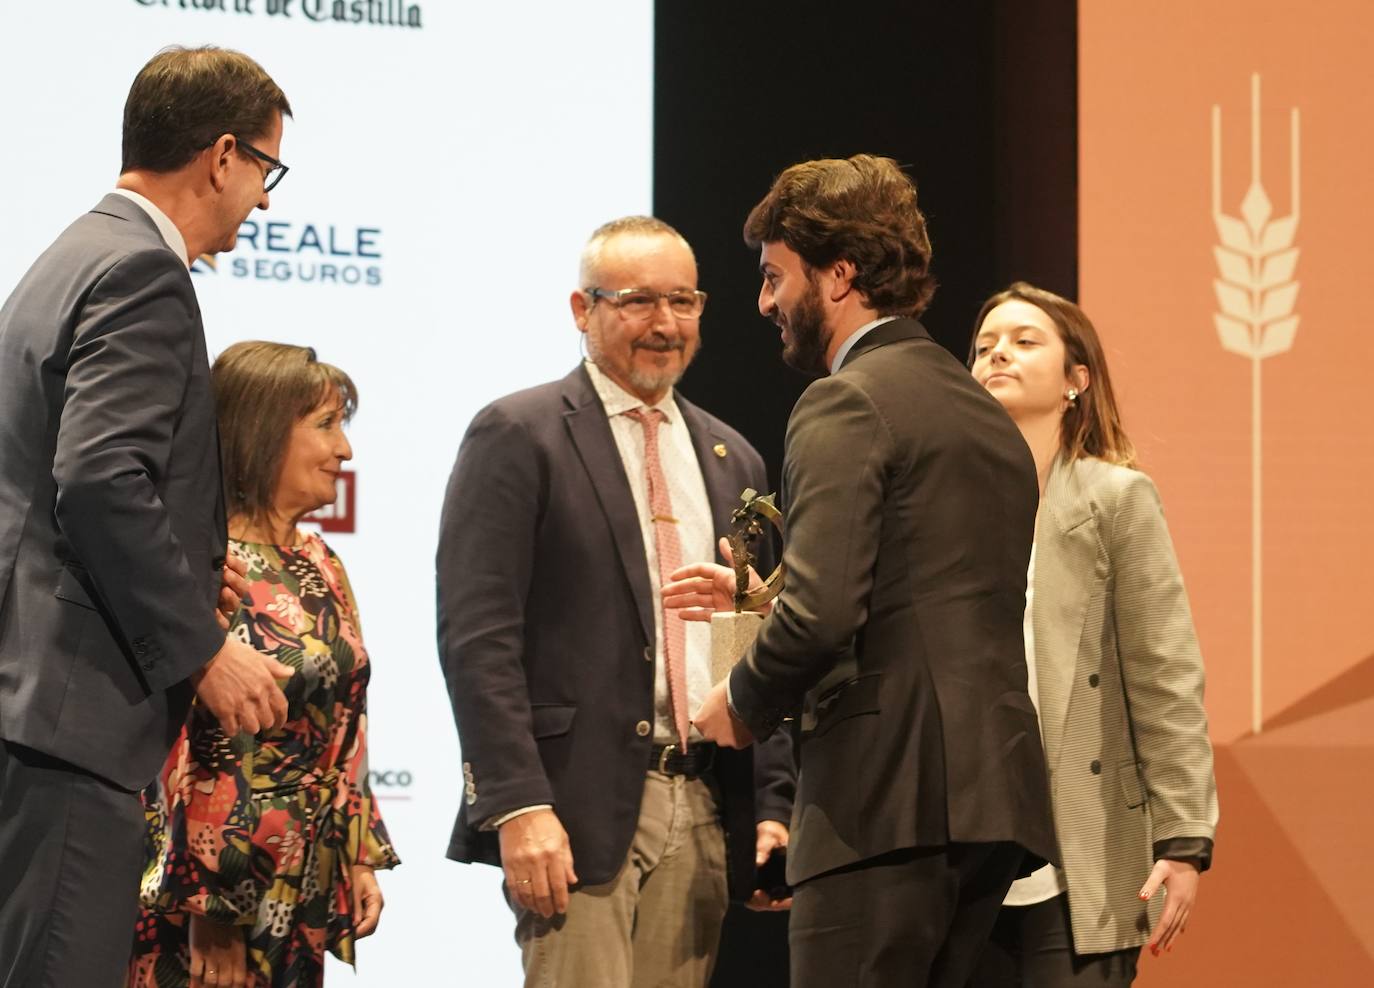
[729,318,1057,885]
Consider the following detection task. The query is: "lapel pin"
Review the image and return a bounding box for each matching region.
[713,443,727,458]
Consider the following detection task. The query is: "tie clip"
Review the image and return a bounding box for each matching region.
[652,514,679,524]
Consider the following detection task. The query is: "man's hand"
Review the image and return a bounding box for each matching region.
[352,864,384,938]
[1140,858,1201,955]
[214,553,250,631]
[192,636,293,736]
[692,680,754,749]
[662,537,771,621]
[747,819,792,912]
[499,808,578,919]
[188,914,247,988]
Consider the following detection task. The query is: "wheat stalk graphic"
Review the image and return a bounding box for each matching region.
[1211,73,1300,735]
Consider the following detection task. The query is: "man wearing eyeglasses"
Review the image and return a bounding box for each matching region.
[438,216,795,986]
[0,46,292,987]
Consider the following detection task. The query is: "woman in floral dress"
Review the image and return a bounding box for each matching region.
[130,342,398,988]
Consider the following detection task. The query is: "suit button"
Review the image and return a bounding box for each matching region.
[465,790,477,805]
[643,646,654,663]
[1090,759,1102,775]
[142,660,155,671]
[635,720,651,737]
[1088,673,1100,688]
[464,782,476,796]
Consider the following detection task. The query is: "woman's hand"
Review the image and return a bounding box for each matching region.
[189,914,248,988]
[1140,858,1200,955]
[352,864,385,938]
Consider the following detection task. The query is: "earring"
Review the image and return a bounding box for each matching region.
[1065,388,1079,404]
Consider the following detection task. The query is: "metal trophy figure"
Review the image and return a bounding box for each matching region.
[710,488,785,682]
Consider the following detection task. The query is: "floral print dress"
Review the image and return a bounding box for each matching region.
[129,534,399,988]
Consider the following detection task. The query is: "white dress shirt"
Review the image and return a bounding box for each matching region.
[584,359,716,743]
[110,188,191,267]
[1004,543,1069,906]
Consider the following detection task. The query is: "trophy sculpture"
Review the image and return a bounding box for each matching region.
[710,488,785,683]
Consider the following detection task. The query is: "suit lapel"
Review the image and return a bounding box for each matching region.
[561,367,656,647]
[677,397,746,535]
[1031,456,1099,772]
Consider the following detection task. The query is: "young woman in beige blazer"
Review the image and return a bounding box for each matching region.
[966,283,1219,986]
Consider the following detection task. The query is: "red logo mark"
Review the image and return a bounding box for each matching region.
[304,470,356,533]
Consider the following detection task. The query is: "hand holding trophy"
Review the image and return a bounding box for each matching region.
[713,488,785,681]
[661,488,785,683]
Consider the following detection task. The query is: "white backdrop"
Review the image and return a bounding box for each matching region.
[0,2,653,983]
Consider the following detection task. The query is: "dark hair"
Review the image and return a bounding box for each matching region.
[970,282,1137,467]
[214,342,357,527]
[743,154,936,316]
[121,46,292,173]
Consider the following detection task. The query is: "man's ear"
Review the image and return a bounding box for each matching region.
[570,289,590,331]
[828,259,858,302]
[206,133,236,193]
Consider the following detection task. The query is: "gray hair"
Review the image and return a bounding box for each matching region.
[578,215,695,288]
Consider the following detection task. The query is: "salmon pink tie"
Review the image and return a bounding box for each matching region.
[625,407,690,749]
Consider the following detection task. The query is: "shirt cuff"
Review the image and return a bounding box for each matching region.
[1154,836,1214,873]
[482,804,553,831]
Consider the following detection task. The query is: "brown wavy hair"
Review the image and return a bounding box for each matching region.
[970,282,1137,467]
[743,154,936,316]
[214,341,357,528]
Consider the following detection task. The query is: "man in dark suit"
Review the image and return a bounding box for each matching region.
[684,155,1057,986]
[438,216,793,986]
[0,47,294,988]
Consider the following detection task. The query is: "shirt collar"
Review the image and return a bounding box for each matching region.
[111,188,191,268]
[829,315,898,374]
[583,358,681,425]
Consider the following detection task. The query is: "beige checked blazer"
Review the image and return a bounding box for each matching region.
[1032,455,1219,954]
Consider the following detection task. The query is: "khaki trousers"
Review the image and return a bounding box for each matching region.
[512,770,729,988]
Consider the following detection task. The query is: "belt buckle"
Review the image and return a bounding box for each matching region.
[657,743,678,774]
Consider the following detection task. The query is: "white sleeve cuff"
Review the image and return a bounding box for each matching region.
[482,804,553,831]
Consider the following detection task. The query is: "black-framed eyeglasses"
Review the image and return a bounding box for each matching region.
[235,136,289,193]
[585,287,708,321]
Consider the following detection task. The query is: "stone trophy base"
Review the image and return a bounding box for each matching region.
[710,610,764,684]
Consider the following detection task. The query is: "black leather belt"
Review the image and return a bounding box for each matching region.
[649,742,717,778]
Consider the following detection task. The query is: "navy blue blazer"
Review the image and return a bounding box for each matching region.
[437,364,794,896]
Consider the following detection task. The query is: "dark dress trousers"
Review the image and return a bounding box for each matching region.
[727,319,1058,984]
[437,364,793,898]
[0,194,227,988]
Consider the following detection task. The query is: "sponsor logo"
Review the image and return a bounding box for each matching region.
[193,220,383,287]
[303,470,356,533]
[133,0,424,30]
[369,768,415,800]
